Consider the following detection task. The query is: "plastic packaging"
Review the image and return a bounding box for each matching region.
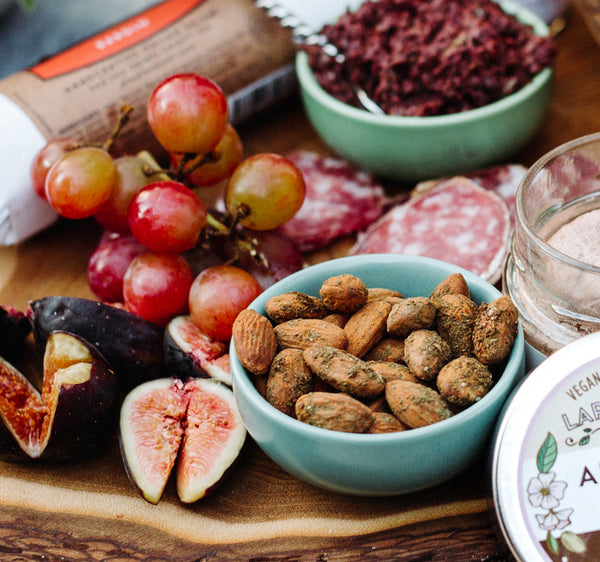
[0,0,296,245]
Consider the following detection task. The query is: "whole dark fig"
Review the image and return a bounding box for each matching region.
[28,296,167,392]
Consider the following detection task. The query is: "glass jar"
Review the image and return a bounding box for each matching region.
[504,132,600,359]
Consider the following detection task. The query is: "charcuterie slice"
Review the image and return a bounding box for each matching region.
[413,164,526,225]
[277,151,389,251]
[350,176,511,284]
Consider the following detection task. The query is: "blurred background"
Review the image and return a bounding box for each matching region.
[0,0,572,81]
[0,0,159,79]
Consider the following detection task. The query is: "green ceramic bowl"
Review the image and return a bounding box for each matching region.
[230,254,525,496]
[296,0,553,183]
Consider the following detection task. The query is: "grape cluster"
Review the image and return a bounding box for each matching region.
[30,73,306,338]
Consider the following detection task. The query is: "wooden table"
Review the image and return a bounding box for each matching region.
[1,4,599,560]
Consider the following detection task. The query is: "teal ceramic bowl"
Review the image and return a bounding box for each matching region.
[296,0,553,183]
[230,254,525,496]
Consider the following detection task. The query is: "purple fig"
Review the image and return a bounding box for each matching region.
[0,331,119,462]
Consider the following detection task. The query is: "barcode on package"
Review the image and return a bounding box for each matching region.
[228,63,297,124]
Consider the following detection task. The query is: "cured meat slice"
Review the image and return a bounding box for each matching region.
[413,164,526,225]
[277,151,389,251]
[350,176,511,284]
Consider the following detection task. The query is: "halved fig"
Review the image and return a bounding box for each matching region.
[119,377,246,504]
[119,378,187,504]
[176,378,246,503]
[164,315,231,386]
[28,296,167,391]
[0,331,119,462]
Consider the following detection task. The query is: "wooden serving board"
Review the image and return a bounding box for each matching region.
[0,7,599,559]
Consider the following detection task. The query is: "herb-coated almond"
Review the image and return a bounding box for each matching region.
[437,356,493,408]
[295,392,374,433]
[385,380,453,429]
[266,348,314,417]
[403,329,452,382]
[387,297,437,339]
[303,345,385,399]
[274,319,348,351]
[265,291,328,323]
[232,309,277,375]
[320,274,368,314]
[344,300,391,357]
[472,295,519,365]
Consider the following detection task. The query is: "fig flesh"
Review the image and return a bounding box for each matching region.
[164,315,231,386]
[119,377,246,504]
[0,331,119,462]
[28,296,167,391]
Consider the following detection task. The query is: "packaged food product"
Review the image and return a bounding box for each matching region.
[0,0,296,244]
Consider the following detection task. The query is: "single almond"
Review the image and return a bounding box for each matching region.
[322,313,349,329]
[385,380,453,429]
[403,329,452,382]
[387,297,437,339]
[266,348,314,417]
[367,361,420,384]
[437,356,493,408]
[274,319,348,351]
[320,274,368,314]
[344,300,391,357]
[435,293,479,358]
[472,294,519,365]
[363,337,405,362]
[303,345,385,399]
[295,392,375,433]
[265,291,328,323]
[368,412,408,433]
[232,309,277,375]
[430,272,470,301]
[367,287,404,303]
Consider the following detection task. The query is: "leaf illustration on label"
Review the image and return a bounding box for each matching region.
[579,435,590,446]
[537,432,557,473]
[546,531,559,555]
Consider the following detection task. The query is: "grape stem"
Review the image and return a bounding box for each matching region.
[103,104,134,153]
[134,149,268,269]
[173,151,219,180]
[204,209,268,269]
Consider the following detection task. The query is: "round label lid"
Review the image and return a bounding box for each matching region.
[492,331,600,560]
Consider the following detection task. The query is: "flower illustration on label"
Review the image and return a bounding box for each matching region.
[527,432,587,556]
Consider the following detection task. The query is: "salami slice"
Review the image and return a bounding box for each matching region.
[277,151,389,251]
[350,176,511,284]
[413,164,526,225]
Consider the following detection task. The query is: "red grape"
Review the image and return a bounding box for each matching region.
[172,124,244,187]
[87,231,147,303]
[225,153,305,230]
[188,265,262,341]
[123,251,194,325]
[30,137,79,200]
[128,180,207,253]
[147,73,229,155]
[94,155,156,233]
[45,146,116,219]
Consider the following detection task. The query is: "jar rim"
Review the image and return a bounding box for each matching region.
[515,131,600,274]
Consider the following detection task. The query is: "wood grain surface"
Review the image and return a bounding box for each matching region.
[1,4,599,560]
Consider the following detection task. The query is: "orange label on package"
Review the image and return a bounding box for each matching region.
[31,0,206,79]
